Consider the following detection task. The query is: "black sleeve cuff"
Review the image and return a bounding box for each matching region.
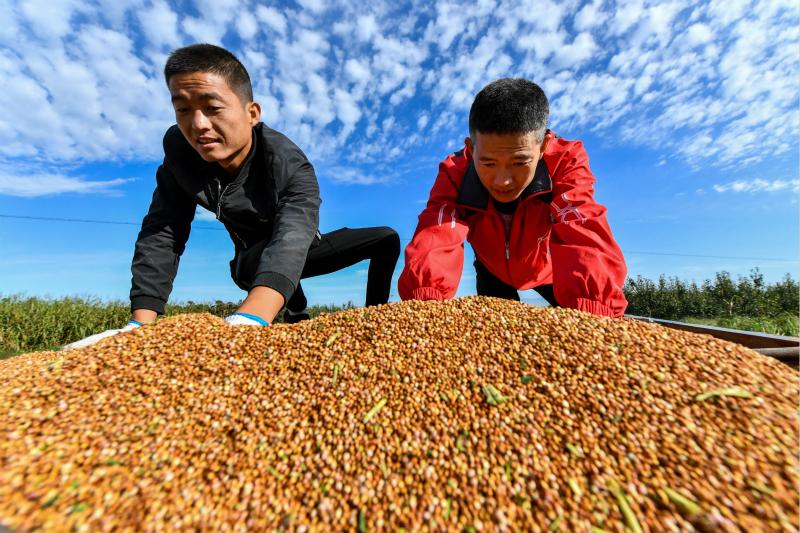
[251,271,296,305]
[131,296,166,315]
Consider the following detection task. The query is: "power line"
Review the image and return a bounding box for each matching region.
[1,213,797,263]
[0,213,225,231]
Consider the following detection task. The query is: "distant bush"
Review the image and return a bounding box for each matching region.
[623,269,798,322]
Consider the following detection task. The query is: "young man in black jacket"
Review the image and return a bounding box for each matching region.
[65,44,399,348]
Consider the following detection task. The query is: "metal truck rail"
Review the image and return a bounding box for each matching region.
[629,315,799,368]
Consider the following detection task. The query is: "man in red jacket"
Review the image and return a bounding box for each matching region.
[398,78,628,317]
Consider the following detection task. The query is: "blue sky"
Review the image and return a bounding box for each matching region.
[0,0,797,308]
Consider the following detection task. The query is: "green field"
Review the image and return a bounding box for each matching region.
[1,294,796,359]
[683,315,798,337]
[0,296,351,359]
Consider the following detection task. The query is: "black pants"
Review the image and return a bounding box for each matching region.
[474,259,559,307]
[286,227,400,312]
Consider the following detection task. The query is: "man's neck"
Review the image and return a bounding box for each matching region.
[218,129,256,177]
[492,197,519,215]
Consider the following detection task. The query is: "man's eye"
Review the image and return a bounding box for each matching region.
[174,108,189,114]
[514,161,532,167]
[482,162,496,168]
[207,106,222,113]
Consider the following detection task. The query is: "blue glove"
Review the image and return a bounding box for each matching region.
[224,313,270,326]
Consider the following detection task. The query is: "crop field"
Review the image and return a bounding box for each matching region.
[684,314,798,337]
[1,293,796,359]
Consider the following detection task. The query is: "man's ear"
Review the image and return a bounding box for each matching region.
[465,136,473,154]
[248,101,261,125]
[539,131,552,158]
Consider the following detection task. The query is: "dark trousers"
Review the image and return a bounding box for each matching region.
[474,259,559,307]
[286,227,400,312]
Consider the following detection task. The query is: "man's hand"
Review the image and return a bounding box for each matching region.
[132,309,157,325]
[224,313,270,326]
[236,286,285,324]
[62,320,142,350]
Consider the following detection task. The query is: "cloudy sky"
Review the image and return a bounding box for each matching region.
[0,0,797,307]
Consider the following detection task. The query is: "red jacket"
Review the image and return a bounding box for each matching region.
[398,134,628,318]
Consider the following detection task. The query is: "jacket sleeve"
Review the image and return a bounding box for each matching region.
[547,142,628,317]
[250,150,320,303]
[130,160,196,314]
[398,156,470,300]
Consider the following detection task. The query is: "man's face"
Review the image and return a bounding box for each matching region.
[467,131,549,203]
[168,71,261,174]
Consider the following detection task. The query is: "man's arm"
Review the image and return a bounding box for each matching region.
[247,147,320,310]
[547,141,628,317]
[129,160,196,318]
[398,152,470,300]
[63,162,193,348]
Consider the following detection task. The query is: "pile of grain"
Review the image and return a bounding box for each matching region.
[0,297,797,532]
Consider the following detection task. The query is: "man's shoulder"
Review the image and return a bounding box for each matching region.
[256,123,309,164]
[546,133,586,156]
[437,144,471,184]
[543,133,594,186]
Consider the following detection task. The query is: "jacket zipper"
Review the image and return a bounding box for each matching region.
[504,206,520,284]
[457,187,550,286]
[216,181,225,220]
[216,180,246,249]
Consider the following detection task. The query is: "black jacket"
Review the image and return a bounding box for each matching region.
[130,122,321,314]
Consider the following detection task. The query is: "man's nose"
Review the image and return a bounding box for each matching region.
[493,168,513,187]
[191,110,211,131]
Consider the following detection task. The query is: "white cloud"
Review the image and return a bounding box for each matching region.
[242,49,268,71]
[280,82,310,123]
[551,31,597,70]
[712,178,800,194]
[334,88,362,140]
[19,0,85,41]
[321,166,390,185]
[180,0,239,44]
[0,3,20,45]
[425,2,467,52]
[255,5,286,35]
[298,0,327,14]
[515,0,567,31]
[344,58,370,84]
[137,0,180,49]
[635,2,681,45]
[685,22,712,47]
[610,0,644,35]
[235,13,259,41]
[0,172,131,197]
[182,16,226,44]
[705,0,750,28]
[0,0,795,192]
[573,0,607,31]
[275,28,330,83]
[356,14,379,41]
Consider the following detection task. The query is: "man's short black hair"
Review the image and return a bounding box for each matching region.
[164,43,253,103]
[469,78,549,142]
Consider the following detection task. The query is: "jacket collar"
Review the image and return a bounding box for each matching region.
[456,154,553,210]
[229,127,259,184]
